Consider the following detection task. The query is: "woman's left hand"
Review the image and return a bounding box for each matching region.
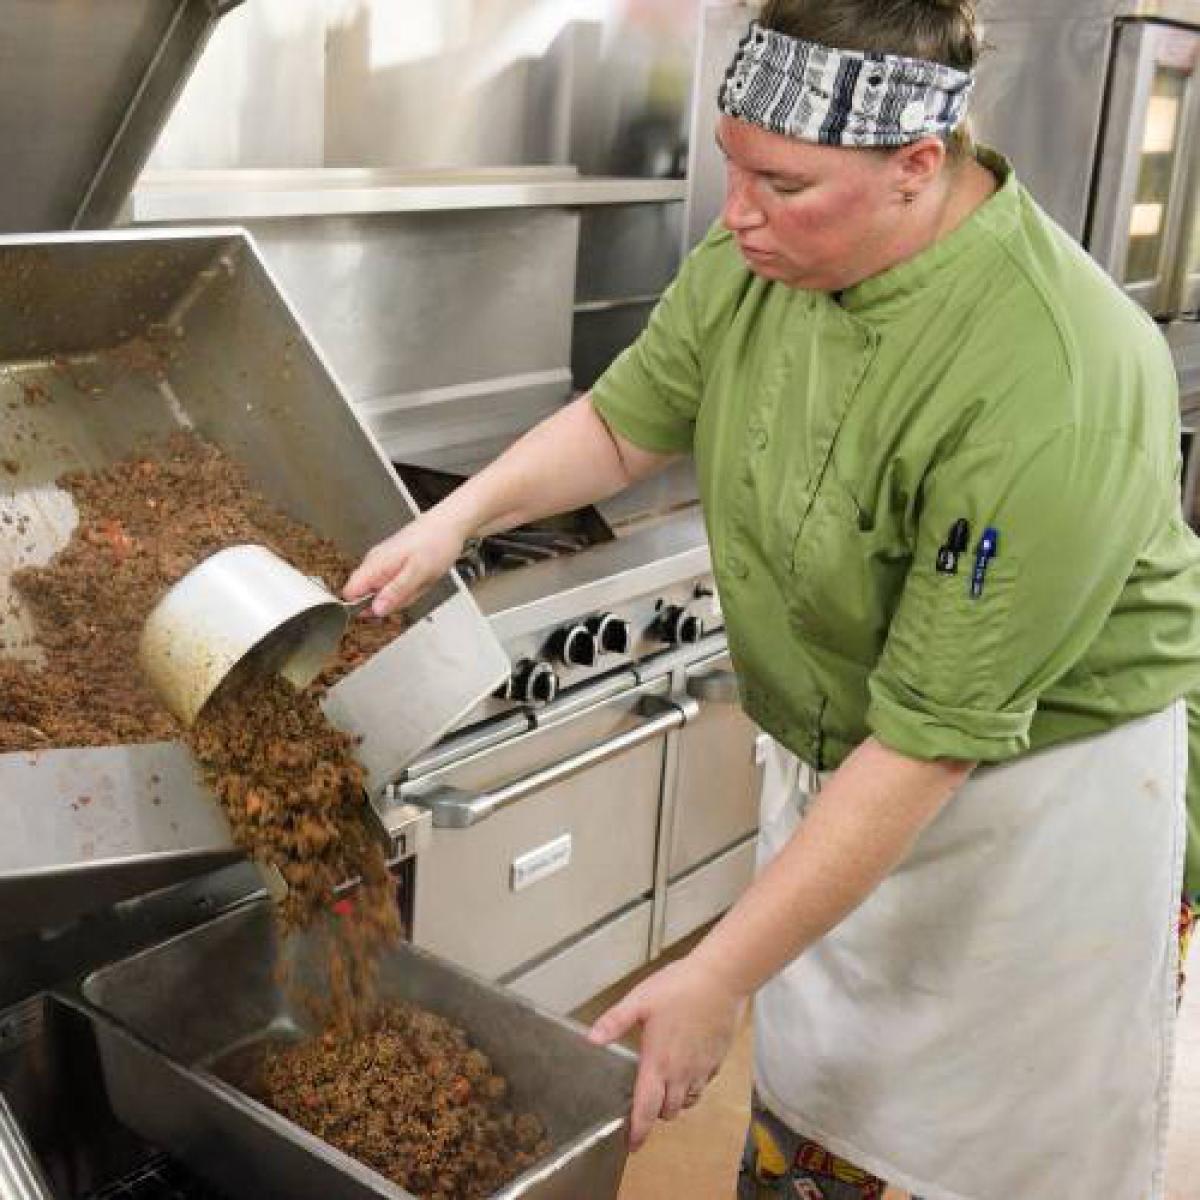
[587,956,747,1151]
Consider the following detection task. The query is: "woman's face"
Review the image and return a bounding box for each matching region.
[717,115,907,292]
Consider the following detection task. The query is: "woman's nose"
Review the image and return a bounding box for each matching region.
[721,170,765,232]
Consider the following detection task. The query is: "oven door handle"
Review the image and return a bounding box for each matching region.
[409,694,696,828]
[0,1093,54,1200]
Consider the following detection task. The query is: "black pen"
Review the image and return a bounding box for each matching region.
[936,518,971,575]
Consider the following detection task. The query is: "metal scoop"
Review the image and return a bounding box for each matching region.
[138,544,374,726]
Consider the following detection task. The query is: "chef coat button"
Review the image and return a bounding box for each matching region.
[728,556,749,580]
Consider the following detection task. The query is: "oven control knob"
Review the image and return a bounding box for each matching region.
[658,605,704,646]
[587,613,632,656]
[510,658,559,706]
[549,624,598,668]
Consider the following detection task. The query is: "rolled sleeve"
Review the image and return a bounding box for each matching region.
[869,681,1034,762]
[868,426,1168,763]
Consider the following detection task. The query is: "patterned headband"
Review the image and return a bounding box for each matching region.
[719,22,974,148]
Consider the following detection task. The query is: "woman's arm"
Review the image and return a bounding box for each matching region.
[590,736,975,1149]
[345,396,676,614]
[693,736,973,992]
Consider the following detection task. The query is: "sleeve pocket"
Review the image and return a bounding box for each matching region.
[884,558,1020,711]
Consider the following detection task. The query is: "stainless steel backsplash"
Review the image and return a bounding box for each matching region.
[147,0,700,177]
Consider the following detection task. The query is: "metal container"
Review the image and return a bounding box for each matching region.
[138,544,372,726]
[0,1,251,940]
[0,227,510,939]
[71,900,636,1200]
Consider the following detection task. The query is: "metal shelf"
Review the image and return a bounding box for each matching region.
[129,169,687,223]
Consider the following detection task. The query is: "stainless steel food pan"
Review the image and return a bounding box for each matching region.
[70,901,636,1200]
[0,229,510,937]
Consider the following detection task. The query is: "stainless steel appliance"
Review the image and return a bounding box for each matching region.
[0,873,638,1200]
[0,225,511,937]
[75,901,637,1200]
[395,509,761,1013]
[1086,4,1200,319]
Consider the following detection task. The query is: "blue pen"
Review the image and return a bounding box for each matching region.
[970,527,999,599]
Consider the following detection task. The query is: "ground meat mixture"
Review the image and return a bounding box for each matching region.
[0,431,406,1002]
[1,433,551,1196]
[0,431,401,752]
[186,673,400,942]
[248,1003,549,1200]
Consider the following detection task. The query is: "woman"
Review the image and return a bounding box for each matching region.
[346,2,1200,1196]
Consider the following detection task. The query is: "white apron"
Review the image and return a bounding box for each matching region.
[753,703,1187,1200]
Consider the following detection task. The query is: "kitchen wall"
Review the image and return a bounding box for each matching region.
[146,2,329,168]
[148,0,699,177]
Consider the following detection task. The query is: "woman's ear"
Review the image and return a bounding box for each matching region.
[892,137,948,203]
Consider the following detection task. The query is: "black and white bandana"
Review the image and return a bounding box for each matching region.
[719,22,974,148]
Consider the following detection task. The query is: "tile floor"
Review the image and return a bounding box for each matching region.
[576,943,1200,1199]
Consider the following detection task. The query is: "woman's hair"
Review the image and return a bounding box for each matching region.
[759,0,983,160]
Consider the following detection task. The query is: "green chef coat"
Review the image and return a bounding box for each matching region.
[591,150,1200,894]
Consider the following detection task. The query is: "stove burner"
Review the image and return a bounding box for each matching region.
[394,462,613,582]
[456,528,596,581]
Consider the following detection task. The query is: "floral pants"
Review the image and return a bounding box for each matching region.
[737,897,1196,1200]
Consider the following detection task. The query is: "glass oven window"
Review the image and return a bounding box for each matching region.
[1125,66,1187,285]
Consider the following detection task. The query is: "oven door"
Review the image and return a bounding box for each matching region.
[667,653,760,882]
[1167,320,1200,524]
[1169,99,1200,315]
[658,652,763,952]
[1090,19,1200,316]
[403,678,687,984]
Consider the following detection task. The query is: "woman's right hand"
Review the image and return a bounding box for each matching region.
[343,510,472,617]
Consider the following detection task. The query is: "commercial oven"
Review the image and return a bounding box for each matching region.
[400,644,763,1016]
[407,677,679,986]
[394,540,765,1015]
[1091,11,1200,319]
[1086,4,1200,522]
